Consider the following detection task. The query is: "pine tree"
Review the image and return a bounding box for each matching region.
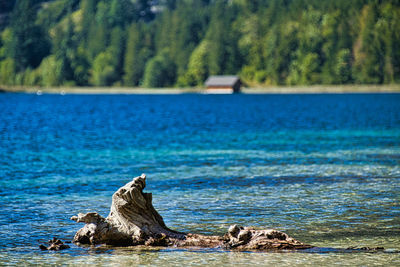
[109,27,126,83]
[353,4,383,84]
[8,0,50,72]
[206,5,225,75]
[109,0,135,27]
[123,23,149,86]
[54,5,75,83]
[80,0,97,44]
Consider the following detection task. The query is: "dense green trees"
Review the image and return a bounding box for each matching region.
[0,0,399,87]
[6,0,50,72]
[124,23,151,86]
[142,50,176,87]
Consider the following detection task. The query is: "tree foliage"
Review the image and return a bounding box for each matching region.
[7,0,50,72]
[142,50,176,87]
[0,0,400,87]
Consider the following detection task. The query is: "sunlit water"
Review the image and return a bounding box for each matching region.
[0,93,399,266]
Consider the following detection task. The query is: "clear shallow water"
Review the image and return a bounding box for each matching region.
[0,93,399,266]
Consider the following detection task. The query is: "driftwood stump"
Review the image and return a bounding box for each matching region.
[71,174,313,250]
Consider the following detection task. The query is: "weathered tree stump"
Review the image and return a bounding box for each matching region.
[71,174,313,250]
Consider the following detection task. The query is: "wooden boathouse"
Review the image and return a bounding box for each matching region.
[204,75,241,94]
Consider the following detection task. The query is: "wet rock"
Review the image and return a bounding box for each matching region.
[40,237,70,251]
[346,246,385,251]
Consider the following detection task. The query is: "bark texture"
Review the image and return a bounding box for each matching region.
[72,174,313,250]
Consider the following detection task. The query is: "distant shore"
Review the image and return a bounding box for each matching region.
[1,84,400,94]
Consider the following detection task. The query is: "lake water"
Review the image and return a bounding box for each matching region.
[0,93,399,265]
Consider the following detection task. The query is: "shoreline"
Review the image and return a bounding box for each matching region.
[1,84,400,94]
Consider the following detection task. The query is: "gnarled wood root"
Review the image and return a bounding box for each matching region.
[39,237,70,251]
[71,174,313,250]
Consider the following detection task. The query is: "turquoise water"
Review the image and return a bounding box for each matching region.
[0,93,399,265]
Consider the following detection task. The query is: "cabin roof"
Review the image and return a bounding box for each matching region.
[205,75,240,87]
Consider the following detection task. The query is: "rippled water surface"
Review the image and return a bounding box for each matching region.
[0,93,399,266]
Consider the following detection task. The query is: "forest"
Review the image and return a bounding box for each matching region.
[0,0,399,88]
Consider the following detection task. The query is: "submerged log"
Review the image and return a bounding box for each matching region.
[71,174,313,250]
